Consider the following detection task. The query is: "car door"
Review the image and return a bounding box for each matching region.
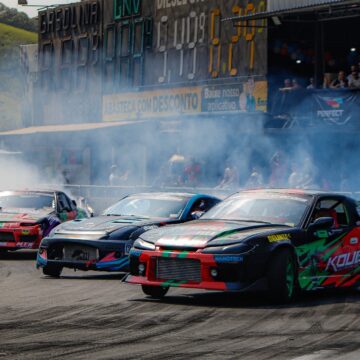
[57,193,77,221]
[297,197,359,289]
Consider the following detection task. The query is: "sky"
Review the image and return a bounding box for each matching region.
[1,0,75,18]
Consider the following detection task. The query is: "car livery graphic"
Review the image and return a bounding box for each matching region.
[126,189,360,302]
[0,190,88,252]
[36,192,220,277]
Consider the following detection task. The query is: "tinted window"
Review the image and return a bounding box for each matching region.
[0,193,54,210]
[311,199,349,227]
[58,193,71,211]
[202,194,310,226]
[103,195,189,219]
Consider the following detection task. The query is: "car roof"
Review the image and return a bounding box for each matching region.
[0,190,57,196]
[236,188,352,198]
[126,192,217,199]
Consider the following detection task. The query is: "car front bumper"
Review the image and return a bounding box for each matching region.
[0,227,42,250]
[126,249,267,292]
[36,237,133,272]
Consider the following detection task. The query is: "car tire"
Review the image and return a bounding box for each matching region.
[42,265,63,277]
[141,285,169,298]
[267,248,297,303]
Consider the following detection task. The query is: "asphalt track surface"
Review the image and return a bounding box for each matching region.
[0,251,359,360]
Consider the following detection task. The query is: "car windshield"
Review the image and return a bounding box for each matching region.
[0,193,54,210]
[103,195,189,219]
[201,194,311,226]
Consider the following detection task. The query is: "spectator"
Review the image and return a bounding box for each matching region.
[62,170,71,184]
[216,163,239,190]
[288,164,303,188]
[292,78,302,90]
[279,78,292,92]
[330,70,348,89]
[349,71,360,89]
[184,158,201,187]
[306,78,315,89]
[109,165,130,186]
[347,65,359,82]
[322,73,332,89]
[109,165,120,186]
[245,166,263,189]
[269,151,288,188]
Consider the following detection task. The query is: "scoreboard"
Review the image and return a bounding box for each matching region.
[37,0,268,123]
[103,0,267,89]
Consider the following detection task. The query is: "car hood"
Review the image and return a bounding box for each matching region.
[0,208,53,223]
[140,220,290,248]
[55,215,168,233]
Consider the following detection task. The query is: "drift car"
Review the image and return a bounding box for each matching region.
[36,192,220,277]
[126,189,360,302]
[0,190,88,252]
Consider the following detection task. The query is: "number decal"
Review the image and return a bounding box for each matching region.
[257,1,266,34]
[245,3,256,71]
[209,8,221,78]
[228,5,242,76]
[157,15,168,83]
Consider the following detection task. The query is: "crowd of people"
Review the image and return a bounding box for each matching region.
[107,150,352,193]
[279,62,360,92]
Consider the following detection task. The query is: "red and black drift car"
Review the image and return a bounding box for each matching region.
[126,189,360,302]
[0,190,88,252]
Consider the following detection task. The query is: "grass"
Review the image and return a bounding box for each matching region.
[0,22,37,49]
[0,22,37,130]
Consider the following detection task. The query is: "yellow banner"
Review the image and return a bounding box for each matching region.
[103,87,202,122]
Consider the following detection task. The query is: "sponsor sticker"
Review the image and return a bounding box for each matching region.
[326,250,360,272]
[267,233,291,242]
[214,255,244,263]
[125,241,133,255]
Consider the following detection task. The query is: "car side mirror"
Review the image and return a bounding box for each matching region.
[308,217,334,232]
[191,211,205,220]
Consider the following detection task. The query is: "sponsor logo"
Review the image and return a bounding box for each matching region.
[317,110,344,118]
[326,250,360,272]
[143,225,158,231]
[323,97,344,109]
[125,241,133,255]
[267,233,291,242]
[214,255,243,263]
[17,242,34,248]
[22,229,30,235]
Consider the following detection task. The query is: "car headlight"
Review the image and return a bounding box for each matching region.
[134,239,156,251]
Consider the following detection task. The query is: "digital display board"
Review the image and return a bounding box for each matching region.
[102,0,267,90]
[37,0,268,123]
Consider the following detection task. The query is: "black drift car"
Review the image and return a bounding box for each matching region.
[36,192,220,276]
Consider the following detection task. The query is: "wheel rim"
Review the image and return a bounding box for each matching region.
[286,259,295,298]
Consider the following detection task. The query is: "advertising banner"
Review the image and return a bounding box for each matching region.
[202,80,267,113]
[103,87,202,121]
[313,91,360,126]
[103,79,267,121]
[271,89,360,128]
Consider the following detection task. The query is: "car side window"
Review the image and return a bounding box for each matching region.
[188,198,217,219]
[58,193,71,212]
[334,203,349,227]
[311,199,349,228]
